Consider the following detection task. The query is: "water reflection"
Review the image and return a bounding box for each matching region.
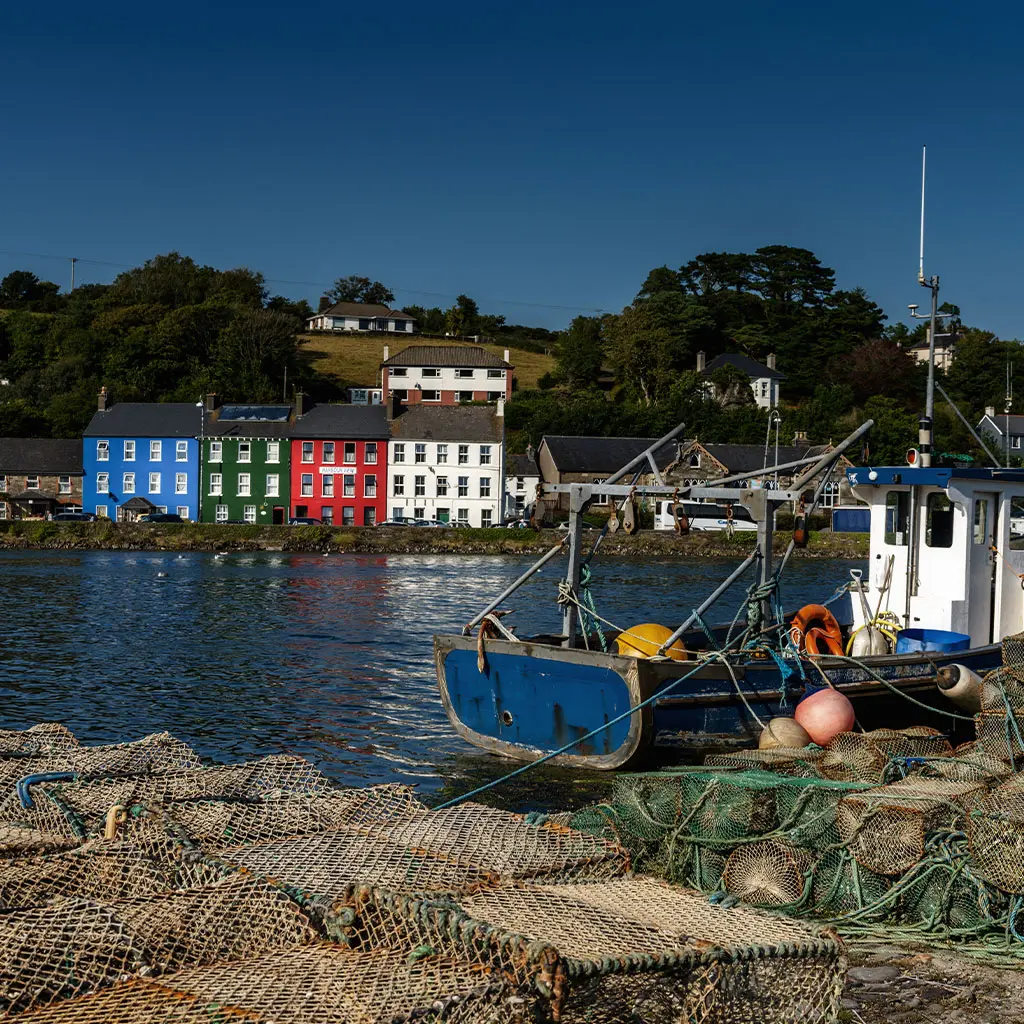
[0,551,861,810]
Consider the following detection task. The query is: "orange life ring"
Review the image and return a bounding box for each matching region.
[790,604,843,657]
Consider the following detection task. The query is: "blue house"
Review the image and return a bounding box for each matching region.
[82,389,202,521]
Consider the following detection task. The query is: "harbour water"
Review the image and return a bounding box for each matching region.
[0,550,862,810]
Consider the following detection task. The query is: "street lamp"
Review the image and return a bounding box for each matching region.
[762,408,782,488]
[195,401,205,522]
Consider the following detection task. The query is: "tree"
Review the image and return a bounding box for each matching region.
[327,276,395,305]
[444,295,480,337]
[0,271,61,311]
[267,295,313,321]
[555,316,604,390]
[831,338,922,405]
[216,309,299,402]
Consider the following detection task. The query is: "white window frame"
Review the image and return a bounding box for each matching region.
[343,475,356,498]
[238,442,251,464]
[25,475,39,490]
[176,441,188,462]
[391,367,408,377]
[344,442,356,464]
[150,440,162,461]
[414,443,426,463]
[243,505,257,524]
[437,444,448,464]
[422,367,441,378]
[437,476,448,496]
[266,474,279,497]
[237,472,251,497]
[486,369,505,379]
[414,475,426,497]
[364,474,377,498]
[365,442,377,464]
[393,443,405,463]
[479,477,491,498]
[322,475,334,498]
[58,476,72,494]
[422,389,441,402]
[215,504,228,523]
[176,506,189,519]
[480,445,492,465]
[458,476,469,498]
[266,440,280,463]
[481,509,493,527]
[209,441,223,463]
[457,508,469,524]
[458,445,469,465]
[149,472,160,494]
[123,440,135,461]
[209,473,223,496]
[300,473,313,497]
[95,504,109,518]
[393,475,405,496]
[97,440,109,462]
[175,473,188,495]
[122,472,135,494]
[455,368,474,379]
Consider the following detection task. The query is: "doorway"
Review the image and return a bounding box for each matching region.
[968,493,999,645]
[272,507,285,524]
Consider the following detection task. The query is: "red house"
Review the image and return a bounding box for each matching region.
[380,345,513,406]
[289,404,389,526]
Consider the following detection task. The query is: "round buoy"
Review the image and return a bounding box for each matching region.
[615,623,689,661]
[937,663,983,712]
[794,688,855,745]
[758,717,811,750]
[157,571,168,578]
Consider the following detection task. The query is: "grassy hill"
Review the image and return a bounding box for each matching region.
[298,333,556,390]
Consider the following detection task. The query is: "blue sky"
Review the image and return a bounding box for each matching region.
[2,1,1022,334]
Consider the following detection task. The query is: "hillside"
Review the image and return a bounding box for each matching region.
[298,333,556,390]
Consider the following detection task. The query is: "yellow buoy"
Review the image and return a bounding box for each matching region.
[758,717,812,750]
[615,623,689,661]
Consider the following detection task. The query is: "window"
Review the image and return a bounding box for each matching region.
[487,391,502,402]
[238,473,251,497]
[0,475,5,492]
[455,368,474,379]
[177,506,189,519]
[364,474,377,498]
[884,491,910,546]
[392,507,405,521]
[366,442,377,464]
[458,476,469,498]
[1014,437,1023,450]
[415,475,426,497]
[156,506,168,514]
[300,473,313,497]
[413,507,425,520]
[479,477,491,498]
[343,475,355,497]
[480,445,492,465]
[59,476,72,494]
[26,475,39,490]
[457,508,469,524]
[391,367,408,378]
[926,492,955,548]
[342,506,355,526]
[124,440,135,461]
[243,505,256,524]
[421,390,441,402]
[266,441,280,463]
[176,441,188,462]
[266,474,279,497]
[820,481,840,509]
[358,318,371,331]
[422,367,441,377]
[415,443,426,463]
[321,506,333,524]
[238,442,251,464]
[592,478,609,505]
[150,440,162,461]
[393,475,405,496]
[393,443,405,464]
[458,445,469,465]
[689,453,700,468]
[96,504,109,518]
[516,476,524,490]
[437,444,448,464]
[363,507,376,526]
[149,472,160,494]
[322,475,334,497]
[215,504,228,523]
[210,441,223,463]
[437,476,449,496]
[481,509,493,527]
[121,472,135,494]
[974,499,990,545]
[175,473,187,494]
[486,369,505,379]
[323,442,335,464]
[393,389,409,401]
[760,381,769,398]
[458,391,474,403]
[97,440,109,462]
[0,503,7,519]
[1011,497,1024,550]
[209,473,223,496]
[295,505,309,518]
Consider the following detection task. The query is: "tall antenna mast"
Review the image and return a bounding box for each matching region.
[919,146,926,284]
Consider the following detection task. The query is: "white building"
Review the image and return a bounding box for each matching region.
[381,345,513,405]
[979,408,1024,456]
[505,447,540,519]
[387,403,505,527]
[699,352,784,409]
[306,302,416,334]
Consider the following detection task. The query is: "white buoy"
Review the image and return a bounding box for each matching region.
[851,626,889,657]
[936,664,983,712]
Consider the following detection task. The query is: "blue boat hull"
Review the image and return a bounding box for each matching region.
[434,634,1001,769]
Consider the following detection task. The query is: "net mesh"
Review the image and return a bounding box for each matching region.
[975,708,1024,762]
[817,728,952,784]
[722,840,813,907]
[967,775,1024,892]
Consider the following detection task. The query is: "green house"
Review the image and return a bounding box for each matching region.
[201,401,293,524]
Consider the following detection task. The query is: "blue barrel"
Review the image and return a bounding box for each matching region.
[895,628,971,654]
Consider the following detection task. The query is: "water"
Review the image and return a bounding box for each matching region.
[0,551,862,810]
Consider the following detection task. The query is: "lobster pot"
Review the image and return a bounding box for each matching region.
[918,741,1012,783]
[836,777,987,876]
[818,728,953,785]
[722,840,813,908]
[704,746,825,777]
[981,667,1024,714]
[771,776,870,848]
[974,709,1024,763]
[1001,629,1024,682]
[900,853,1008,933]
[966,776,1024,893]
[810,848,891,918]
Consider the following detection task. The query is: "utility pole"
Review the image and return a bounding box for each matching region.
[69,257,77,293]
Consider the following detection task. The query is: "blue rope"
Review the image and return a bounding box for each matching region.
[577,565,608,652]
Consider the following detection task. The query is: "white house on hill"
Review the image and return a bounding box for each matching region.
[699,352,784,409]
[306,302,416,334]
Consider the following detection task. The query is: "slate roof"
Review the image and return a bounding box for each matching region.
[695,443,841,475]
[84,403,202,438]
[540,436,682,475]
[0,439,83,475]
[292,404,391,440]
[703,353,786,380]
[318,302,414,320]
[980,413,1024,435]
[507,453,539,477]
[382,345,511,369]
[389,405,502,443]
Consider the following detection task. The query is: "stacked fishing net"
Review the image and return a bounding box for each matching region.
[974,638,1024,764]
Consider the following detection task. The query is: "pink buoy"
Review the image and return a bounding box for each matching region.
[793,687,855,745]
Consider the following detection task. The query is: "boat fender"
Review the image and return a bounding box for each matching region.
[623,493,639,535]
[673,498,690,536]
[793,499,808,549]
[936,663,983,712]
[607,512,620,533]
[794,687,856,745]
[790,604,844,657]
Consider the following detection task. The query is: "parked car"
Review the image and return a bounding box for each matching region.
[376,519,411,527]
[410,518,446,527]
[288,517,322,526]
[138,513,185,524]
[505,520,530,529]
[52,511,96,522]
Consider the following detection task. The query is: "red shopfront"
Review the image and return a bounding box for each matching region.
[289,405,390,526]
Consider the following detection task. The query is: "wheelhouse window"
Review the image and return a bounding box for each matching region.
[884,491,910,546]
[925,492,955,548]
[974,499,990,545]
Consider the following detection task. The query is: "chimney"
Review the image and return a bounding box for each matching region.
[386,390,403,422]
[205,393,219,413]
[793,430,809,448]
[97,386,109,412]
[526,442,535,462]
[295,391,307,418]
[382,345,389,362]
[696,351,706,372]
[504,348,510,363]
[496,397,505,418]
[985,405,996,419]
[766,352,777,370]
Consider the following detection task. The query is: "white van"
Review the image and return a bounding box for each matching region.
[654,500,757,533]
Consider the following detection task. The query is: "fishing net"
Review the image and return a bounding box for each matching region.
[808,848,891,918]
[722,840,813,907]
[974,708,1024,762]
[982,667,1024,713]
[1002,631,1024,681]
[836,777,987,875]
[704,746,825,776]
[817,727,953,784]
[966,775,1024,893]
[0,723,79,757]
